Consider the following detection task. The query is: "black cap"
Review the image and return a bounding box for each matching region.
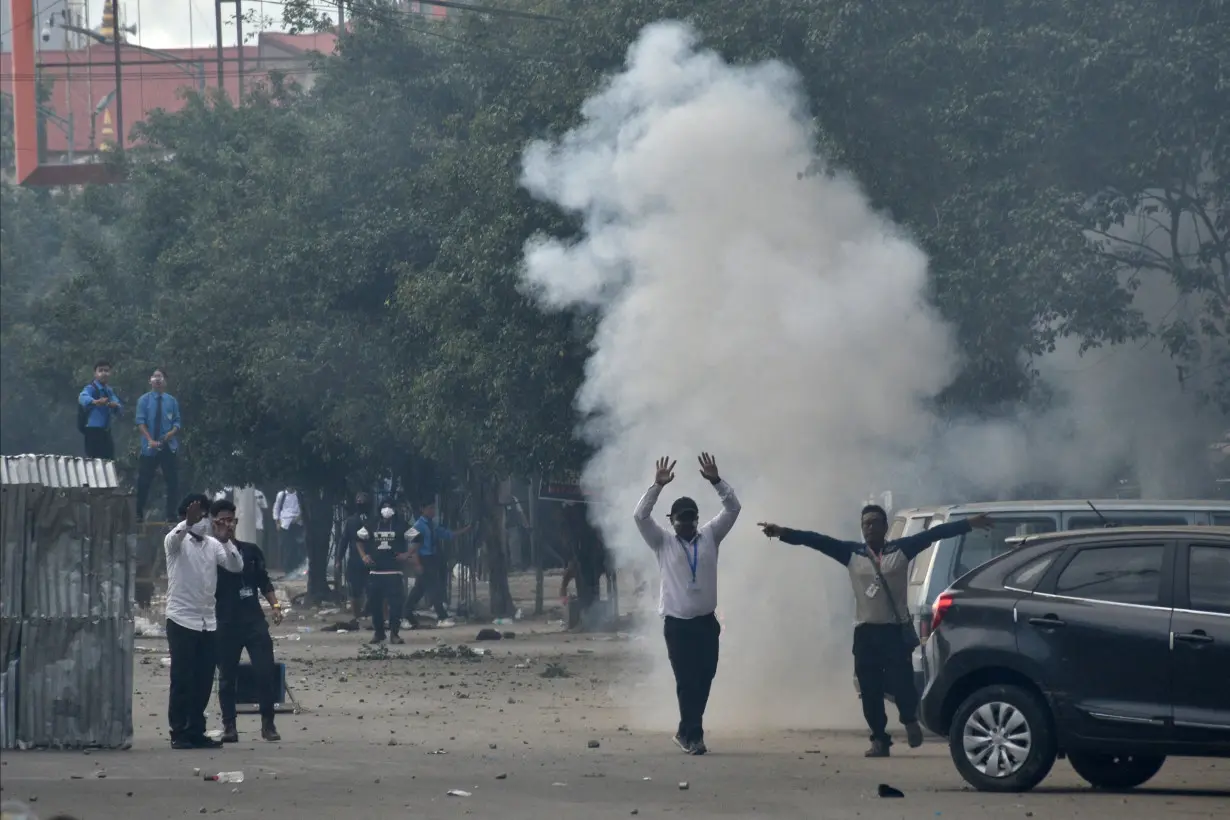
[670,497,699,517]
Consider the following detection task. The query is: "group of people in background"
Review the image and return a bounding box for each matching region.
[163,493,284,749]
[337,492,471,641]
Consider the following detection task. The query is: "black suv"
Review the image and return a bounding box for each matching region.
[919,526,1230,792]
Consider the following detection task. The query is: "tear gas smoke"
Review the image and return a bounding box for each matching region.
[520,21,957,730]
[519,21,1224,732]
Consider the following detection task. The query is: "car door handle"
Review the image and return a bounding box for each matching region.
[1028,616,1066,628]
[1174,631,1214,645]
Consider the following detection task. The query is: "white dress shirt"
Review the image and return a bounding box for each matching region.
[164,520,244,631]
[633,480,741,619]
[273,490,301,530]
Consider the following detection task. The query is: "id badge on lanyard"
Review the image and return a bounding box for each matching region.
[865,549,881,599]
[678,536,700,593]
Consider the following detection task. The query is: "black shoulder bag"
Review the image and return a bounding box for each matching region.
[869,558,921,651]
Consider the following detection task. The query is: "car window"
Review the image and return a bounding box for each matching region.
[1053,544,1166,606]
[1188,545,1230,615]
[1066,514,1189,529]
[888,517,907,540]
[1004,552,1060,591]
[952,516,1057,579]
[1213,514,1230,527]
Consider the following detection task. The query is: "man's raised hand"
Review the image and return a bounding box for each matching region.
[654,457,676,487]
[185,500,205,527]
[698,452,721,484]
[758,522,783,539]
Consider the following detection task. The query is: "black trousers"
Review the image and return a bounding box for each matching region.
[166,619,217,742]
[663,612,721,743]
[136,448,179,521]
[368,573,405,637]
[217,619,278,722]
[853,623,919,742]
[405,554,449,621]
[83,427,115,459]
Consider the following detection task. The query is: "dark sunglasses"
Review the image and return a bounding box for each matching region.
[673,511,699,523]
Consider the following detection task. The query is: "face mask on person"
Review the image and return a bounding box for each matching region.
[380,506,394,520]
[190,518,210,536]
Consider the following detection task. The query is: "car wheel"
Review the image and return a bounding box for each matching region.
[948,684,1057,793]
[1067,752,1165,790]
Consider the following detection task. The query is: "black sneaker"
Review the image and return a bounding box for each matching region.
[904,722,924,748]
[220,723,238,744]
[689,738,708,756]
[190,735,224,749]
[170,738,197,750]
[673,733,692,753]
[865,738,891,758]
[389,633,405,644]
[261,719,281,742]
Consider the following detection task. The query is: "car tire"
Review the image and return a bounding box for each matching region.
[948,684,1057,793]
[1067,752,1165,790]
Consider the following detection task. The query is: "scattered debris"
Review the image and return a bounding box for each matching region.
[134,616,166,637]
[475,628,503,641]
[587,740,600,749]
[877,783,904,799]
[678,781,689,791]
[540,662,571,679]
[205,771,244,783]
[447,789,472,798]
[321,620,360,632]
[495,773,507,780]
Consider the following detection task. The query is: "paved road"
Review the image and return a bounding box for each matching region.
[3,626,1226,820]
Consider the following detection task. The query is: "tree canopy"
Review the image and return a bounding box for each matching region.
[2,0,1226,493]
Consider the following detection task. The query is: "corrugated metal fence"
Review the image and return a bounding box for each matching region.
[0,455,136,749]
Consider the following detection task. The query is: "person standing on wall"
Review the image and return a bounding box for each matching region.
[758,507,993,757]
[134,368,181,522]
[77,359,122,459]
[405,499,470,629]
[212,498,284,743]
[164,494,243,749]
[272,485,306,571]
[633,453,741,756]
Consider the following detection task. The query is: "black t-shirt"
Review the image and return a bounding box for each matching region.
[367,515,408,573]
[341,512,370,566]
[216,540,274,625]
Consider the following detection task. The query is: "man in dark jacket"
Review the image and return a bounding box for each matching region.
[213,498,284,743]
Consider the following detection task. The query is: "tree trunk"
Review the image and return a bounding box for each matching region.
[477,474,515,618]
[304,486,335,605]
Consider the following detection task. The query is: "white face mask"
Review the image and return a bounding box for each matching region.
[190,519,210,536]
[380,507,394,519]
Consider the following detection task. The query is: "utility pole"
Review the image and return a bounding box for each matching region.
[531,475,543,615]
[215,0,225,87]
[235,0,244,103]
[110,0,123,151]
[337,1,345,29]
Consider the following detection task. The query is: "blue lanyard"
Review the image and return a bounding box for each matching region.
[677,535,699,583]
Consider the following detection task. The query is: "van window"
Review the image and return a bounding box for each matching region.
[1067,513,1190,529]
[888,517,907,540]
[952,516,1058,579]
[1213,514,1230,527]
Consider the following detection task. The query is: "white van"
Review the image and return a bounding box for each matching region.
[871,499,1230,697]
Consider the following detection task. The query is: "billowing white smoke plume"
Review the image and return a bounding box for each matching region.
[518,21,1225,732]
[519,21,958,730]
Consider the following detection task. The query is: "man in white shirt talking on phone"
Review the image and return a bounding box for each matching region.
[164,493,244,749]
[633,452,741,755]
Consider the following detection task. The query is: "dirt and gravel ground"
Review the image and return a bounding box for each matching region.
[3,576,1227,820]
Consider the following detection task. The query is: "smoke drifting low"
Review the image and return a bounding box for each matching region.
[518,22,1224,732]
[519,22,959,729]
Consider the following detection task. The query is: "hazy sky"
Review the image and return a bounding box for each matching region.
[87,0,292,49]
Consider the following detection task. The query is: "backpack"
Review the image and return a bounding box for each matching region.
[77,383,102,434]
